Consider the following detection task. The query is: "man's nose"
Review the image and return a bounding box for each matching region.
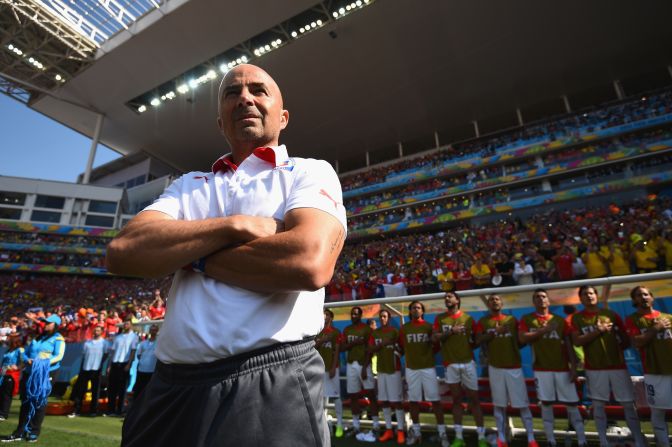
[237,88,254,106]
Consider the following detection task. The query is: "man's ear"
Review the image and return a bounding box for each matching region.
[280,109,289,130]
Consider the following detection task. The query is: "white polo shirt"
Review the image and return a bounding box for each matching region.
[145,145,347,364]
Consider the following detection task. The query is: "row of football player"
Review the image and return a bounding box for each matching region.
[315,285,670,447]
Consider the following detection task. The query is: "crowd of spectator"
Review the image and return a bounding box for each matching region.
[0,251,105,268]
[345,127,672,218]
[327,196,672,301]
[0,231,109,248]
[339,89,672,192]
[0,273,171,342]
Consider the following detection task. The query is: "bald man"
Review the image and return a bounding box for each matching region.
[108,64,347,447]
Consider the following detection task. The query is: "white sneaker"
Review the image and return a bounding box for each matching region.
[356,431,377,443]
[406,429,422,445]
[439,431,449,447]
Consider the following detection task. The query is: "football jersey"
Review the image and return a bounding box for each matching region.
[568,309,626,370]
[625,310,672,375]
[433,310,474,365]
[399,319,435,370]
[343,322,372,364]
[370,326,400,374]
[317,325,341,371]
[475,314,520,368]
[519,313,570,371]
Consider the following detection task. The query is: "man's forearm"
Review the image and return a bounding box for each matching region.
[106,212,281,278]
[204,209,344,292]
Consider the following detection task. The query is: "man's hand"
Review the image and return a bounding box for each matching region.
[494,323,509,335]
[654,318,671,332]
[596,318,613,333]
[329,367,337,379]
[231,215,284,243]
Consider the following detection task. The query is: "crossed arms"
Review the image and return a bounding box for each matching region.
[106,208,345,293]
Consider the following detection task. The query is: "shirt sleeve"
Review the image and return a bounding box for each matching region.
[518,318,529,332]
[474,320,484,335]
[612,312,626,331]
[143,175,186,219]
[50,335,66,365]
[566,315,579,333]
[284,159,347,232]
[624,317,641,336]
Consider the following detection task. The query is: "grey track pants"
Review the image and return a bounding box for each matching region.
[121,338,330,447]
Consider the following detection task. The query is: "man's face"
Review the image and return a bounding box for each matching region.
[487,295,503,313]
[93,326,103,338]
[324,311,333,326]
[350,308,362,324]
[444,293,459,311]
[123,320,132,332]
[149,326,159,337]
[579,287,599,307]
[409,303,423,320]
[379,311,389,327]
[632,287,654,310]
[217,65,288,149]
[532,291,550,311]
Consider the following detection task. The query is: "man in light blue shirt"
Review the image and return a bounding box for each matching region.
[70,325,109,417]
[132,325,158,401]
[106,319,138,416]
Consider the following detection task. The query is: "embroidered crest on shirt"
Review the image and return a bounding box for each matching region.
[194,175,209,183]
[273,158,295,171]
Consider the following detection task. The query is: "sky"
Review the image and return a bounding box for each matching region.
[0,94,121,183]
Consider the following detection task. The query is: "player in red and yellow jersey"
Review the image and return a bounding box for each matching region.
[315,309,344,438]
[569,285,645,447]
[433,292,487,447]
[519,289,586,447]
[341,306,379,436]
[368,309,405,444]
[625,286,672,447]
[399,300,448,447]
[476,295,537,447]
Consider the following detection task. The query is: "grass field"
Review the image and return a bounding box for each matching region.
[0,398,660,446]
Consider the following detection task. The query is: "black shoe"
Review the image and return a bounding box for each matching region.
[25,434,38,443]
[0,432,23,443]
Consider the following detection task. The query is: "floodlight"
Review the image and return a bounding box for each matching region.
[292,30,298,37]
[188,79,198,89]
[356,0,362,6]
[138,105,147,113]
[339,7,345,13]
[311,22,316,28]
[55,74,62,81]
[177,84,189,94]
[332,12,338,18]
[317,20,322,26]
[150,98,160,106]
[241,55,248,62]
[220,64,229,73]
[207,70,216,79]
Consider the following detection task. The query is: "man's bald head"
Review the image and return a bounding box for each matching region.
[216,64,289,158]
[218,64,284,109]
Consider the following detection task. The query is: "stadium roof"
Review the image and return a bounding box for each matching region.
[2,0,672,174]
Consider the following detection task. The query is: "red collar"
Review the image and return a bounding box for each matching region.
[410,318,426,325]
[640,310,661,320]
[211,147,277,174]
[535,312,552,320]
[488,313,506,321]
[445,310,463,319]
